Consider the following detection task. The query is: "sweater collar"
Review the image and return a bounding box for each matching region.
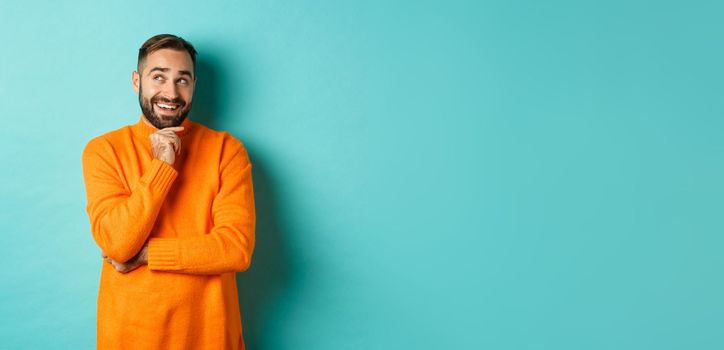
[132,114,193,138]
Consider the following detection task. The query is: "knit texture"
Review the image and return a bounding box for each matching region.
[81,115,256,349]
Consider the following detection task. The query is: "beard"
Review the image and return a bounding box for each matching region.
[138,83,193,129]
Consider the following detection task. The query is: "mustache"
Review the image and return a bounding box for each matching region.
[151,95,186,107]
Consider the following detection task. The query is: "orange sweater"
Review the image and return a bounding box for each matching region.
[81,115,256,349]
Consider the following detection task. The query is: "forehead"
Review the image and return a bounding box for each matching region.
[142,48,193,75]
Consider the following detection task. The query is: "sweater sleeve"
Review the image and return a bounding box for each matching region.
[82,138,178,263]
[147,141,256,275]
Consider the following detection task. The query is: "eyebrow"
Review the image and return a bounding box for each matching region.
[147,66,193,78]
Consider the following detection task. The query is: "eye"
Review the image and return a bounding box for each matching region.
[153,75,164,81]
[177,78,188,85]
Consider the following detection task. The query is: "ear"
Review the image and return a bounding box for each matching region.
[132,70,140,93]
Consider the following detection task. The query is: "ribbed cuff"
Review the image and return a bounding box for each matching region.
[148,238,180,270]
[143,159,178,194]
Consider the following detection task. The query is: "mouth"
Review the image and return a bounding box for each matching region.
[154,101,182,115]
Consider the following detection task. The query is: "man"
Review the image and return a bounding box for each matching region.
[81,34,256,349]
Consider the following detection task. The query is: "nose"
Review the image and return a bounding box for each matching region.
[161,80,179,99]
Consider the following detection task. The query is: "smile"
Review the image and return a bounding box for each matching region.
[155,102,179,111]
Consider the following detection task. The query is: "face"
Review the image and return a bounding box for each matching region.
[132,48,196,129]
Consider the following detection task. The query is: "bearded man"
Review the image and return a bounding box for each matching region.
[81,34,256,349]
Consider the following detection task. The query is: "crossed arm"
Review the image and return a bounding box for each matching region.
[101,244,148,274]
[82,137,256,275]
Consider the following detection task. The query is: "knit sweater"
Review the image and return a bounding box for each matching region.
[81,115,256,349]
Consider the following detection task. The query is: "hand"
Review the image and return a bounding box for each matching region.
[150,127,184,165]
[101,245,148,274]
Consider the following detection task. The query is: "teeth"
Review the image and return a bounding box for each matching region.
[157,103,178,110]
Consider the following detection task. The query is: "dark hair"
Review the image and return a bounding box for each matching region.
[137,34,197,75]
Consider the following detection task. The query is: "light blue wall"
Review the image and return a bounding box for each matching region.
[1,0,723,348]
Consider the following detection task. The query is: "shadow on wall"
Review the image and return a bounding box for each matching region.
[238,158,292,349]
[191,57,223,129]
[193,51,294,349]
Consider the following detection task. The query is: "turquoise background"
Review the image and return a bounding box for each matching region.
[1,0,723,348]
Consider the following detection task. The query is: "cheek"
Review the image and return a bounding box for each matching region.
[182,89,194,103]
[142,93,154,103]
[142,88,160,100]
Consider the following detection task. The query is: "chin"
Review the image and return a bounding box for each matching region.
[159,114,187,127]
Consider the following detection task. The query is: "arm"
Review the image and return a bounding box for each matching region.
[82,138,178,263]
[147,141,256,275]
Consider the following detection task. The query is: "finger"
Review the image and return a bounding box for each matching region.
[120,262,136,273]
[158,134,181,153]
[157,141,172,153]
[166,137,182,153]
[155,129,181,139]
[161,126,184,132]
[156,129,179,136]
[155,129,183,138]
[164,140,178,154]
[128,261,143,273]
[172,138,181,153]
[157,133,181,148]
